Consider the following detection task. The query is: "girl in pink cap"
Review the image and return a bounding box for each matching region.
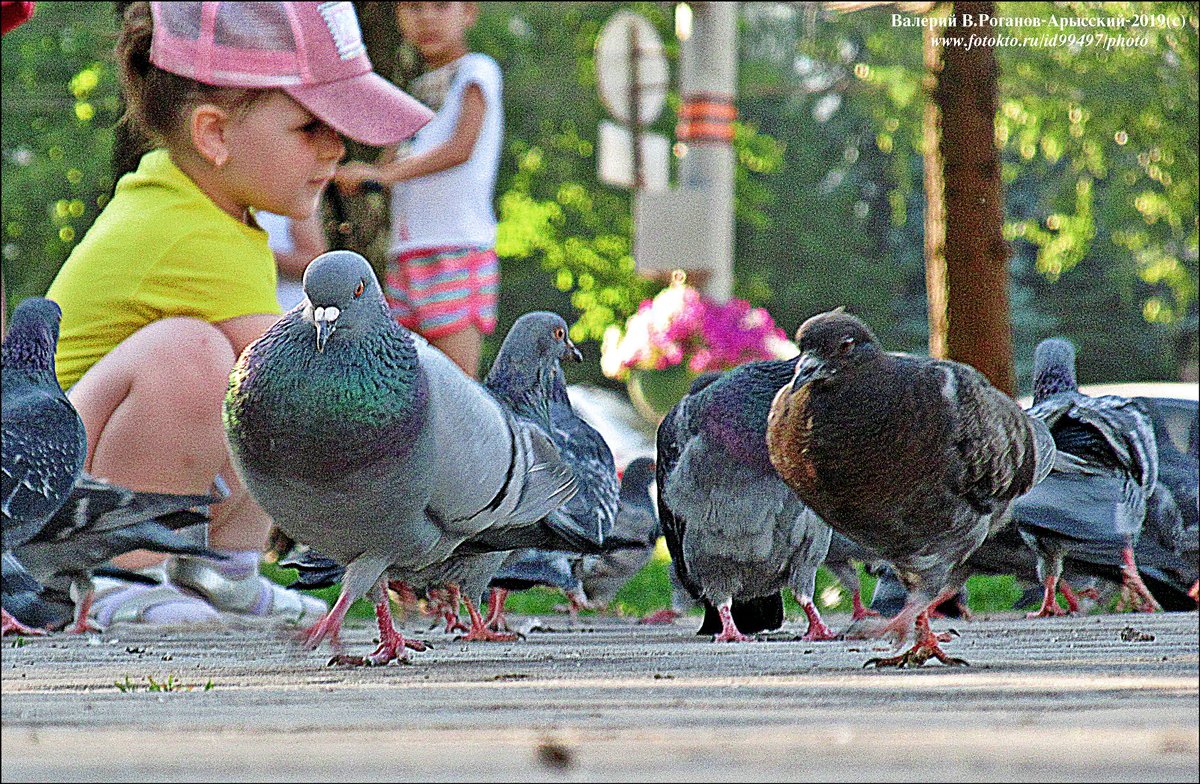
[41,2,431,631]
[336,2,502,379]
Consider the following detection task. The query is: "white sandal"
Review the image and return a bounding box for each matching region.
[167,556,327,627]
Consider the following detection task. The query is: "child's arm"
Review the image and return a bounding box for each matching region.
[335,84,485,192]
[216,314,286,359]
[275,211,328,279]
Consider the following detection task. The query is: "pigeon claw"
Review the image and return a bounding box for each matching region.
[849,589,882,622]
[863,611,967,668]
[326,633,428,667]
[456,627,520,643]
[800,598,838,641]
[800,623,839,642]
[638,609,681,625]
[1,609,48,637]
[863,643,970,669]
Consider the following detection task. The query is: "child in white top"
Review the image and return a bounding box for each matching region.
[336,2,503,378]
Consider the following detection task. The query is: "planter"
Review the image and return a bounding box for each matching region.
[626,364,698,424]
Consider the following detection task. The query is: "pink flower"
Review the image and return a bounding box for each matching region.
[600,275,798,380]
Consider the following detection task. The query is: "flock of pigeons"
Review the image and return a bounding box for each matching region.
[3,250,1197,669]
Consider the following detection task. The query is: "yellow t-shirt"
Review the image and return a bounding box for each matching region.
[47,149,281,390]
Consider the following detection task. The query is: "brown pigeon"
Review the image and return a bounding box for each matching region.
[766,309,1054,667]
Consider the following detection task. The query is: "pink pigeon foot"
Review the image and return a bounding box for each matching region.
[425,587,468,633]
[328,596,426,666]
[712,600,752,643]
[484,587,509,631]
[850,589,881,622]
[639,609,681,625]
[1120,546,1161,613]
[457,588,519,642]
[1027,575,1068,618]
[2,608,47,637]
[799,597,838,641]
[298,591,353,651]
[1057,581,1087,614]
[65,587,103,634]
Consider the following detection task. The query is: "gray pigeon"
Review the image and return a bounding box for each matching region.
[273,311,621,642]
[658,371,786,636]
[482,311,620,629]
[579,457,660,609]
[8,474,226,633]
[1132,481,1198,611]
[1140,397,1198,532]
[2,297,88,636]
[767,310,1054,667]
[223,251,578,666]
[1019,338,1161,616]
[660,357,836,643]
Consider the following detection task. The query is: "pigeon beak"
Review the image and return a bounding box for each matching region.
[312,305,341,353]
[791,351,831,391]
[566,338,583,363]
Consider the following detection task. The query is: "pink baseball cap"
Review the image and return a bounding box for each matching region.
[149,2,433,146]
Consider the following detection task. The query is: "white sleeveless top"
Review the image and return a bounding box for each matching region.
[389,53,503,255]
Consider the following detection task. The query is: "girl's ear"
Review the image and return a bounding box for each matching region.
[190,104,231,168]
[463,2,479,26]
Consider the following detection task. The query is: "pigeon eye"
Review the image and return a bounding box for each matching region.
[354,280,365,298]
[554,327,565,341]
[839,336,855,355]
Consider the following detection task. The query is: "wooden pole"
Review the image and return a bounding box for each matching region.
[934,0,1015,395]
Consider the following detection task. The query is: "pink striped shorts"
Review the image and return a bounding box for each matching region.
[384,245,499,338]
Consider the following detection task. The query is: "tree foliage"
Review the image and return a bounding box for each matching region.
[2,2,1196,388]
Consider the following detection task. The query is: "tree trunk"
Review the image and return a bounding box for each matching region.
[930,0,1014,395]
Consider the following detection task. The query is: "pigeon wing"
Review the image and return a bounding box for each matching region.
[1,393,87,547]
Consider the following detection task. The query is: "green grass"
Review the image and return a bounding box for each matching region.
[114,674,215,693]
[264,539,1034,622]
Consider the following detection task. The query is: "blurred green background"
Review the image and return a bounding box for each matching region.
[3,2,1196,389]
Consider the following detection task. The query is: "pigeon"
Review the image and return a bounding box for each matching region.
[767,309,1054,667]
[959,525,1100,613]
[657,371,787,636]
[579,457,660,610]
[1140,398,1199,532]
[1132,481,1198,610]
[2,297,88,636]
[223,251,578,665]
[482,311,620,632]
[1018,338,1162,616]
[7,474,227,632]
[659,357,836,643]
[488,458,660,623]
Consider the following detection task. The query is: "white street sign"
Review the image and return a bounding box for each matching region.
[595,10,669,126]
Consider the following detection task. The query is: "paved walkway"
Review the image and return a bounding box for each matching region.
[3,611,1197,781]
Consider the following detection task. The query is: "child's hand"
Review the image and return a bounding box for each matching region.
[334,163,376,195]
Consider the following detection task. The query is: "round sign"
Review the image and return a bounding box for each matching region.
[595,10,669,126]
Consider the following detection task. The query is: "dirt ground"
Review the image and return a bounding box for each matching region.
[2,610,1197,782]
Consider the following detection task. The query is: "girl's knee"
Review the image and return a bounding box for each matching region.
[113,319,236,414]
